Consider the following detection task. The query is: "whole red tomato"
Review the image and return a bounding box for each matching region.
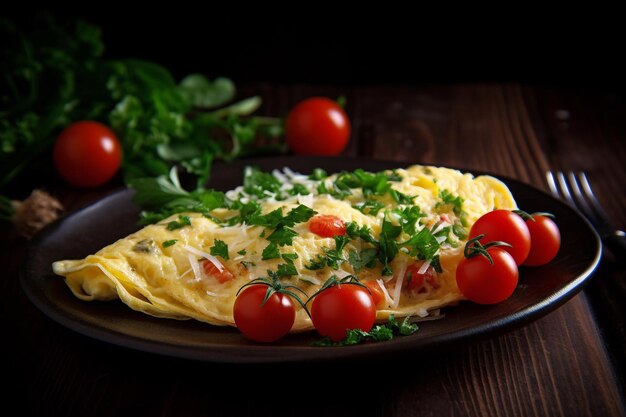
[456,247,519,304]
[53,121,122,187]
[310,282,375,341]
[285,97,351,155]
[469,210,531,265]
[233,284,295,343]
[523,214,561,266]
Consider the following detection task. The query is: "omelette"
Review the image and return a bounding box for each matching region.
[52,164,517,332]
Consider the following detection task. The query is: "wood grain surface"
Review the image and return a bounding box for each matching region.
[2,83,625,417]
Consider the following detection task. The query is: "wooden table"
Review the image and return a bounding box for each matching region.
[2,83,625,417]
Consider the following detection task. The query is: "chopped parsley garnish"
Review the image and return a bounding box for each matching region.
[353,200,385,216]
[166,215,192,230]
[261,242,280,260]
[311,315,419,346]
[243,166,282,198]
[162,239,178,248]
[345,222,377,244]
[306,235,350,270]
[348,248,378,272]
[266,227,299,246]
[288,183,309,195]
[276,253,299,277]
[237,249,247,255]
[210,239,229,259]
[436,189,463,215]
[310,168,328,180]
[401,226,440,260]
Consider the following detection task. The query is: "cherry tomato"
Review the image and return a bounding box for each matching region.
[53,121,122,187]
[202,260,235,283]
[456,247,519,304]
[309,214,347,238]
[523,214,561,266]
[404,263,439,294]
[469,210,531,265]
[364,280,385,306]
[233,285,295,342]
[285,97,351,155]
[311,283,376,341]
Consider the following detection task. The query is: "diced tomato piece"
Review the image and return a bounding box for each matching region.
[404,262,439,294]
[202,259,234,283]
[309,214,347,238]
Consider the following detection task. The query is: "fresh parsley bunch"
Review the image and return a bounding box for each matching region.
[0,14,284,192]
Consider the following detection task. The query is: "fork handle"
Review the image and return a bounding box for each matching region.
[604,230,626,262]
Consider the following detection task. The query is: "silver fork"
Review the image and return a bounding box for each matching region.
[547,171,626,259]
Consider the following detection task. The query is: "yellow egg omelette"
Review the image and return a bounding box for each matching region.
[52,164,517,332]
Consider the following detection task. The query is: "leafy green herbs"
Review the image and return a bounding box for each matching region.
[210,239,229,259]
[311,315,419,346]
[436,189,468,226]
[162,239,178,248]
[0,15,284,192]
[166,215,192,231]
[306,236,350,270]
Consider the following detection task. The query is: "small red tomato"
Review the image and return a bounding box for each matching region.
[309,214,347,238]
[233,285,295,343]
[469,210,531,265]
[456,247,519,304]
[523,214,561,266]
[364,280,385,306]
[311,283,376,341]
[285,97,351,155]
[53,121,122,187]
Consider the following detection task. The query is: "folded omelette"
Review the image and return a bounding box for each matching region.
[53,164,517,331]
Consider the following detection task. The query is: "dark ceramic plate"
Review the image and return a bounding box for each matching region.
[20,157,602,363]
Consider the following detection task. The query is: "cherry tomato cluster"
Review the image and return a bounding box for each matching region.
[234,275,376,343]
[456,210,561,305]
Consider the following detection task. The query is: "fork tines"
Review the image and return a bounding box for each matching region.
[546,171,611,234]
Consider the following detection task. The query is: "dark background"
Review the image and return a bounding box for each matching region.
[7,7,623,89]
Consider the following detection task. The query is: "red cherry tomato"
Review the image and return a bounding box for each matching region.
[202,260,235,283]
[456,247,519,304]
[469,210,531,265]
[285,97,351,155]
[309,214,347,238]
[233,285,295,342]
[404,262,439,294]
[523,214,561,266]
[364,280,385,306]
[311,283,376,341]
[53,121,122,187]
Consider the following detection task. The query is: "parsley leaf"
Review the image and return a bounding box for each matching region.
[311,314,418,346]
[243,166,282,198]
[166,215,192,230]
[162,239,178,248]
[378,216,402,275]
[345,222,377,244]
[306,235,350,270]
[348,248,378,272]
[261,242,280,260]
[401,226,440,260]
[353,200,385,216]
[266,227,298,246]
[210,239,229,259]
[282,205,317,227]
[276,262,298,277]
